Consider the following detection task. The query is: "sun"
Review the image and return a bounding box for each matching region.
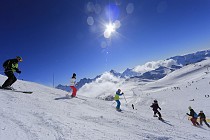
[104,22,116,38]
[106,23,116,33]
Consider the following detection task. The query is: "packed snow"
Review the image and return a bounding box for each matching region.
[0,58,210,140]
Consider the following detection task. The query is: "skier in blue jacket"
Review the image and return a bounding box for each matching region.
[114,89,124,111]
[186,106,199,126]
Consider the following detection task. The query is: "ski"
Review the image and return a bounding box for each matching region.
[115,108,123,112]
[54,96,72,100]
[13,90,33,94]
[54,96,87,101]
[74,96,87,101]
[0,86,33,94]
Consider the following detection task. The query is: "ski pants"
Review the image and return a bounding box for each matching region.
[70,86,77,97]
[115,100,121,109]
[2,71,17,88]
[200,118,210,127]
[190,118,199,126]
[153,110,162,118]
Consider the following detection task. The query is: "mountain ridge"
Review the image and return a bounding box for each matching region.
[56,49,210,92]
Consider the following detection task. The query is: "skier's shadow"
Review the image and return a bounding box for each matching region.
[54,96,70,100]
[160,120,174,126]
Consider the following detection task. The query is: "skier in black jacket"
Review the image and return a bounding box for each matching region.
[1,56,22,89]
[198,110,210,127]
[150,100,162,119]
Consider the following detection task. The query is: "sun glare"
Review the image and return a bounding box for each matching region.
[104,23,116,38]
[106,23,116,33]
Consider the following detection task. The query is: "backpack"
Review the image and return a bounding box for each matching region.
[3,60,10,69]
[194,112,198,118]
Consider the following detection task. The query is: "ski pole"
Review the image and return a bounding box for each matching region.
[182,114,187,121]
[123,94,127,104]
[111,101,115,106]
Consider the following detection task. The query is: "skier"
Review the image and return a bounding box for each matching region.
[1,56,22,89]
[114,89,124,111]
[186,106,199,126]
[70,73,77,97]
[150,99,162,120]
[198,110,210,128]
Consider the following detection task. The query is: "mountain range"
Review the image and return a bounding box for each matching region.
[56,50,210,92]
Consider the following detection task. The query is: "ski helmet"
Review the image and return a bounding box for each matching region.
[188,106,192,110]
[16,56,23,62]
[154,99,158,103]
[73,73,76,77]
[118,89,121,92]
[200,110,203,113]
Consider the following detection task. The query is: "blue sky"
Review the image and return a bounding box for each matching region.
[0,0,210,87]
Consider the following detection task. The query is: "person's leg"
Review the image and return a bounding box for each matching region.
[72,86,77,97]
[153,110,158,117]
[70,86,77,97]
[203,119,210,127]
[2,72,15,88]
[9,75,17,86]
[195,119,199,126]
[157,111,162,118]
[200,118,203,125]
[116,100,121,109]
[191,118,196,126]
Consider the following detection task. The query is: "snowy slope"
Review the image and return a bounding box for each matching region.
[0,58,210,140]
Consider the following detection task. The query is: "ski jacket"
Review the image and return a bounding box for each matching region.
[198,113,206,119]
[70,78,76,86]
[150,103,161,111]
[3,59,19,73]
[187,109,198,118]
[114,90,123,100]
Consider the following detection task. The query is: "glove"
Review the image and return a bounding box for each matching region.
[16,70,21,74]
[122,92,124,95]
[159,108,161,110]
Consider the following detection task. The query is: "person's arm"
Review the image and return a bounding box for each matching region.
[158,105,161,110]
[190,111,194,116]
[12,63,21,73]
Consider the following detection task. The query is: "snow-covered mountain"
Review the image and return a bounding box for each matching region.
[57,49,210,92]
[1,55,210,140]
[56,76,100,92]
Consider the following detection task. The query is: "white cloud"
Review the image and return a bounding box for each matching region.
[78,72,126,98]
[133,59,177,73]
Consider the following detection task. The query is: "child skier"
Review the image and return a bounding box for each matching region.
[70,73,77,97]
[150,100,162,120]
[114,89,124,111]
[198,110,210,128]
[186,106,199,126]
